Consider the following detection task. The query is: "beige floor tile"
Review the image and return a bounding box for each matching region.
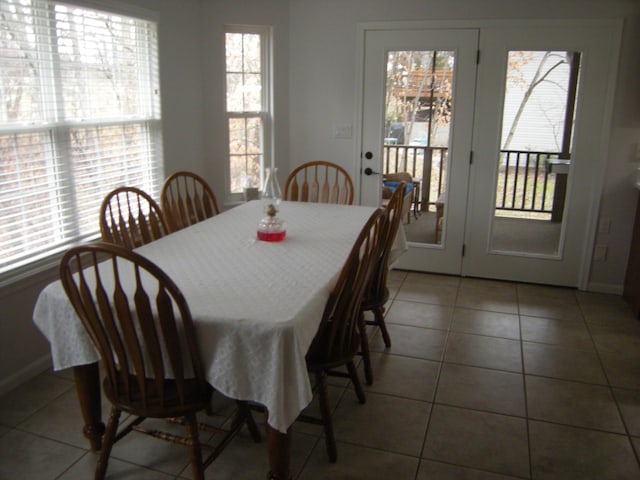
[459,277,519,293]
[293,384,346,436]
[199,429,317,480]
[526,376,625,433]
[385,300,454,330]
[395,280,458,305]
[108,417,207,476]
[589,322,640,356]
[456,279,519,314]
[423,404,529,478]
[436,363,525,416]
[18,387,112,449]
[364,352,440,402]
[405,272,461,287]
[370,324,448,362]
[57,453,175,480]
[529,420,640,479]
[633,436,640,461]
[0,429,85,480]
[612,387,640,437]
[387,269,408,288]
[0,371,74,427]
[577,291,637,324]
[518,295,582,321]
[299,441,419,480]
[522,342,607,384]
[444,332,522,373]
[598,350,640,390]
[451,308,520,340]
[332,390,431,457]
[417,459,523,479]
[517,283,577,301]
[520,315,593,350]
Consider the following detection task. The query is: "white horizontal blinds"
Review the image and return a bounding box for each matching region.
[0,0,162,276]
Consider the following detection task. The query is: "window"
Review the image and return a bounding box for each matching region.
[224,25,271,197]
[0,0,162,282]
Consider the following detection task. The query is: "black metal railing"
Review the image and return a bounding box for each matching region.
[496,150,562,218]
[382,145,448,212]
[382,145,564,218]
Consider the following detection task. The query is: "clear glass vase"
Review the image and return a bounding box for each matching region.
[258,167,286,241]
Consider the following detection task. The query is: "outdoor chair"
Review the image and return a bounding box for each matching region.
[382,172,414,223]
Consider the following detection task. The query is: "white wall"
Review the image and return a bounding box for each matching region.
[200,0,290,206]
[288,0,640,292]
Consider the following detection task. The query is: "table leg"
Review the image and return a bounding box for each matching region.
[72,363,105,451]
[265,417,292,480]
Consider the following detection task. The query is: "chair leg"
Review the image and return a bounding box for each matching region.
[316,371,337,463]
[346,360,366,405]
[374,306,392,348]
[95,406,121,480]
[184,413,205,480]
[358,312,374,385]
[237,400,262,442]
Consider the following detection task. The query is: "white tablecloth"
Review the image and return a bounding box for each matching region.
[33,200,387,433]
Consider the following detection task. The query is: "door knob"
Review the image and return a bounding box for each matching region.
[363,167,380,176]
[364,152,374,159]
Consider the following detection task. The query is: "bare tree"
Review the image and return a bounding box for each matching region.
[502,51,570,150]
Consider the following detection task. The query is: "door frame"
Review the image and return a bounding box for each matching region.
[354,19,622,290]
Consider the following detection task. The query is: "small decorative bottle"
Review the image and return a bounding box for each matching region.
[257,167,286,241]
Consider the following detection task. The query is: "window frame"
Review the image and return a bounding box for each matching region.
[223,24,273,203]
[0,0,162,287]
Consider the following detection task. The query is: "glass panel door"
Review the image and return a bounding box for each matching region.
[359,29,478,274]
[382,50,454,246]
[490,50,580,256]
[463,23,621,286]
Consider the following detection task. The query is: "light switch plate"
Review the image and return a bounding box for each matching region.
[333,124,353,139]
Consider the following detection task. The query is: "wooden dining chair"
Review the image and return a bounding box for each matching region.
[302,208,387,462]
[99,186,168,249]
[283,160,354,205]
[59,243,260,480]
[161,171,220,232]
[359,182,406,385]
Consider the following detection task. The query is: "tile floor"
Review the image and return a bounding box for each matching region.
[2,271,640,479]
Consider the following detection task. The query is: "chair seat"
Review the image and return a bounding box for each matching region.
[361,286,390,311]
[104,376,212,419]
[305,338,361,374]
[382,181,414,195]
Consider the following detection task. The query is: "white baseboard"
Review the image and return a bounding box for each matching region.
[586,282,624,295]
[0,355,52,396]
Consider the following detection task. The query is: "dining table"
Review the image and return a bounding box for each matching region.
[32,199,407,479]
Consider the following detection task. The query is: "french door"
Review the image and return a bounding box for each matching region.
[357,21,621,287]
[359,28,478,275]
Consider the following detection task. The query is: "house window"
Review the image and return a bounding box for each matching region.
[0,0,162,282]
[224,26,272,196]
